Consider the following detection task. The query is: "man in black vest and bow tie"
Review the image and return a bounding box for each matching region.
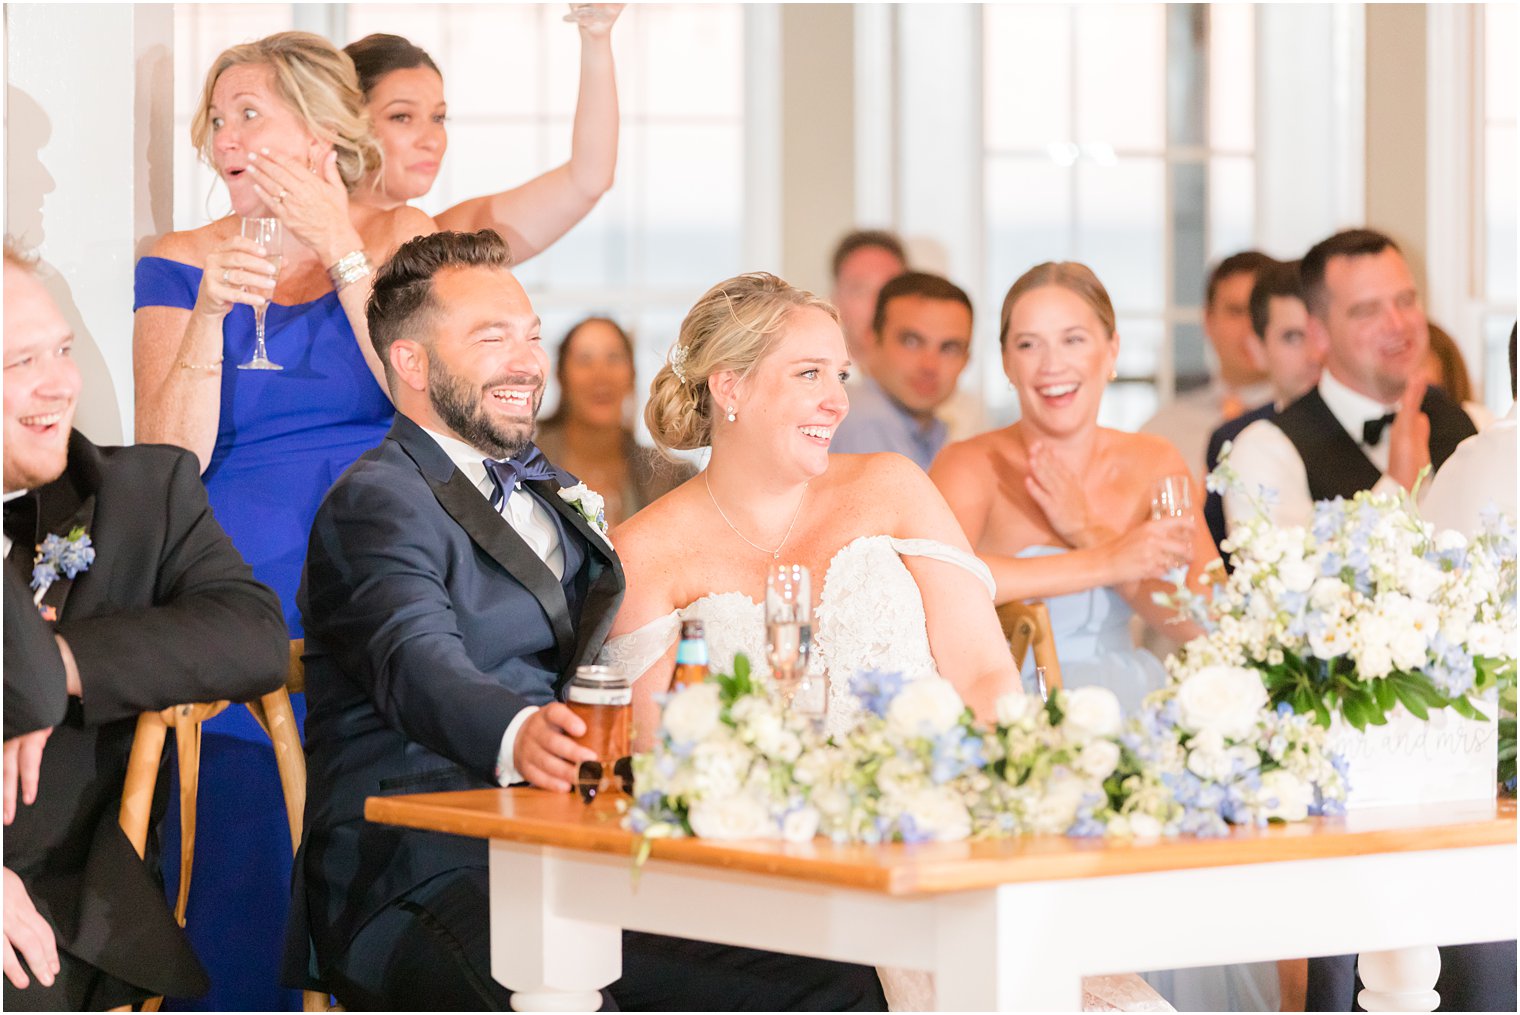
[2,245,287,1009]
[1223,230,1510,1012]
[287,229,886,1011]
[1223,229,1480,531]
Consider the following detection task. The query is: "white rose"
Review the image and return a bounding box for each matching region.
[1127,812,1164,839]
[1254,768,1312,822]
[662,682,722,744]
[876,756,922,801]
[1175,665,1267,740]
[1076,739,1121,781]
[781,806,821,843]
[1028,770,1088,834]
[886,679,966,740]
[688,794,773,840]
[995,691,1037,728]
[1278,555,1317,594]
[689,737,749,798]
[1185,729,1258,782]
[901,786,972,842]
[1309,577,1349,613]
[1060,686,1122,742]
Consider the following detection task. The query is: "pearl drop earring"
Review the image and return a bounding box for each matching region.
[726,405,737,423]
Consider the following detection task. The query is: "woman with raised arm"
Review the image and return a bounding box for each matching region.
[131,32,437,1010]
[345,3,621,260]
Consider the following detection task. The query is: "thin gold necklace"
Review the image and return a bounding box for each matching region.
[705,470,808,560]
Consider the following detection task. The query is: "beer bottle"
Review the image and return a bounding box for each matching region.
[671,619,709,687]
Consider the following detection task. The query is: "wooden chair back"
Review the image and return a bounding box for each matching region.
[244,640,339,1013]
[117,700,229,1012]
[997,600,1064,696]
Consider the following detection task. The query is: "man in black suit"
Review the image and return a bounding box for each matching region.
[288,229,885,1011]
[1202,259,1322,561]
[1,247,288,1009]
[1222,230,1510,1012]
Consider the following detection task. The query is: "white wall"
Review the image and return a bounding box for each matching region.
[4,3,175,445]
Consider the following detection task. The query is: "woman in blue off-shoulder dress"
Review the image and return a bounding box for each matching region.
[132,32,437,1011]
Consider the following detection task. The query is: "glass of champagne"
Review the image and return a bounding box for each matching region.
[1150,474,1192,521]
[765,563,817,718]
[238,217,283,371]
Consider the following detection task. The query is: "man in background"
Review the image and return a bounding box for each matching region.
[1142,250,1276,479]
[830,272,974,470]
[1203,259,1323,556]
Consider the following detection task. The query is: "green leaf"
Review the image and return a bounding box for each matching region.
[1372,679,1396,712]
[1391,679,1431,721]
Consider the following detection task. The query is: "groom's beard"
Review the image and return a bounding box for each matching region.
[428,358,543,461]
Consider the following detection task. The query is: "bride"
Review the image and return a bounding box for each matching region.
[603,272,1018,748]
[600,274,1171,1013]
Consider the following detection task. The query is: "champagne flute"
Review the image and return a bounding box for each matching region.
[1150,474,1192,521]
[765,563,817,719]
[238,217,284,371]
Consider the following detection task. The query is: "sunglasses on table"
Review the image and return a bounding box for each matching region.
[576,756,633,804]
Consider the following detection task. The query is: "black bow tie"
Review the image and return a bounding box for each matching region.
[1362,412,1398,446]
[482,446,556,509]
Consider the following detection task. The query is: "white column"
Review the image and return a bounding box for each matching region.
[4,3,175,445]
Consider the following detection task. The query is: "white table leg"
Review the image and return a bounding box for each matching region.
[931,889,1084,1011]
[490,841,621,1012]
[1357,947,1441,1012]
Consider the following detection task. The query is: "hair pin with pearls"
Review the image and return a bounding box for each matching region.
[669,341,691,384]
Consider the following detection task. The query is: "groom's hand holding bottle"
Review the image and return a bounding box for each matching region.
[513,704,597,793]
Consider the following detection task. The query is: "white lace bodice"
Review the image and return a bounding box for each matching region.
[597,535,994,733]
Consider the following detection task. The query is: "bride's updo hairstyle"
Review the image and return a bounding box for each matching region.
[998,261,1117,348]
[191,32,382,192]
[645,272,838,452]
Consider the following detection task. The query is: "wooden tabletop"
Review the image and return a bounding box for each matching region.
[366,789,1516,896]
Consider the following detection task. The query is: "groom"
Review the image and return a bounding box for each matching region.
[287,229,886,1010]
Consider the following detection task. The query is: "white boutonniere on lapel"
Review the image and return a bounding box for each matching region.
[31,525,94,620]
[559,483,612,547]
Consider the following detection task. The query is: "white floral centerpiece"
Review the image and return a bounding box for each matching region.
[624,656,826,853]
[624,659,1347,849]
[806,672,988,843]
[1162,451,1519,807]
[983,678,1347,838]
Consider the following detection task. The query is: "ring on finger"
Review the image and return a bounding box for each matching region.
[222,268,232,284]
[277,188,288,204]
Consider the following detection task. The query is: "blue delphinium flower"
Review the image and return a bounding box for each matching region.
[851,670,906,719]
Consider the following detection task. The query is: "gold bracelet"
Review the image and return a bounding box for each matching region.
[178,357,224,372]
[327,250,373,291]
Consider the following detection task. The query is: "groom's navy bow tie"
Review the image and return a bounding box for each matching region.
[483,446,556,510]
[1362,411,1398,446]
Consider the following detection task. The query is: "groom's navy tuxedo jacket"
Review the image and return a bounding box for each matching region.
[287,413,624,983]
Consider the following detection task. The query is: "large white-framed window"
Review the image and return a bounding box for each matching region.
[979,3,1257,431]
[170,3,776,430]
[874,3,1362,432]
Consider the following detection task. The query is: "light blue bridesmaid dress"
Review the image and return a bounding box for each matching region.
[1016,545,1281,1012]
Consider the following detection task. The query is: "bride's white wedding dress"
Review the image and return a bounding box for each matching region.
[600,534,1172,1013]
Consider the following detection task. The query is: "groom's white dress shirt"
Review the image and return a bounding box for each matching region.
[420,426,563,787]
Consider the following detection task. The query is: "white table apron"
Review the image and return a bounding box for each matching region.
[487,838,1517,1012]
